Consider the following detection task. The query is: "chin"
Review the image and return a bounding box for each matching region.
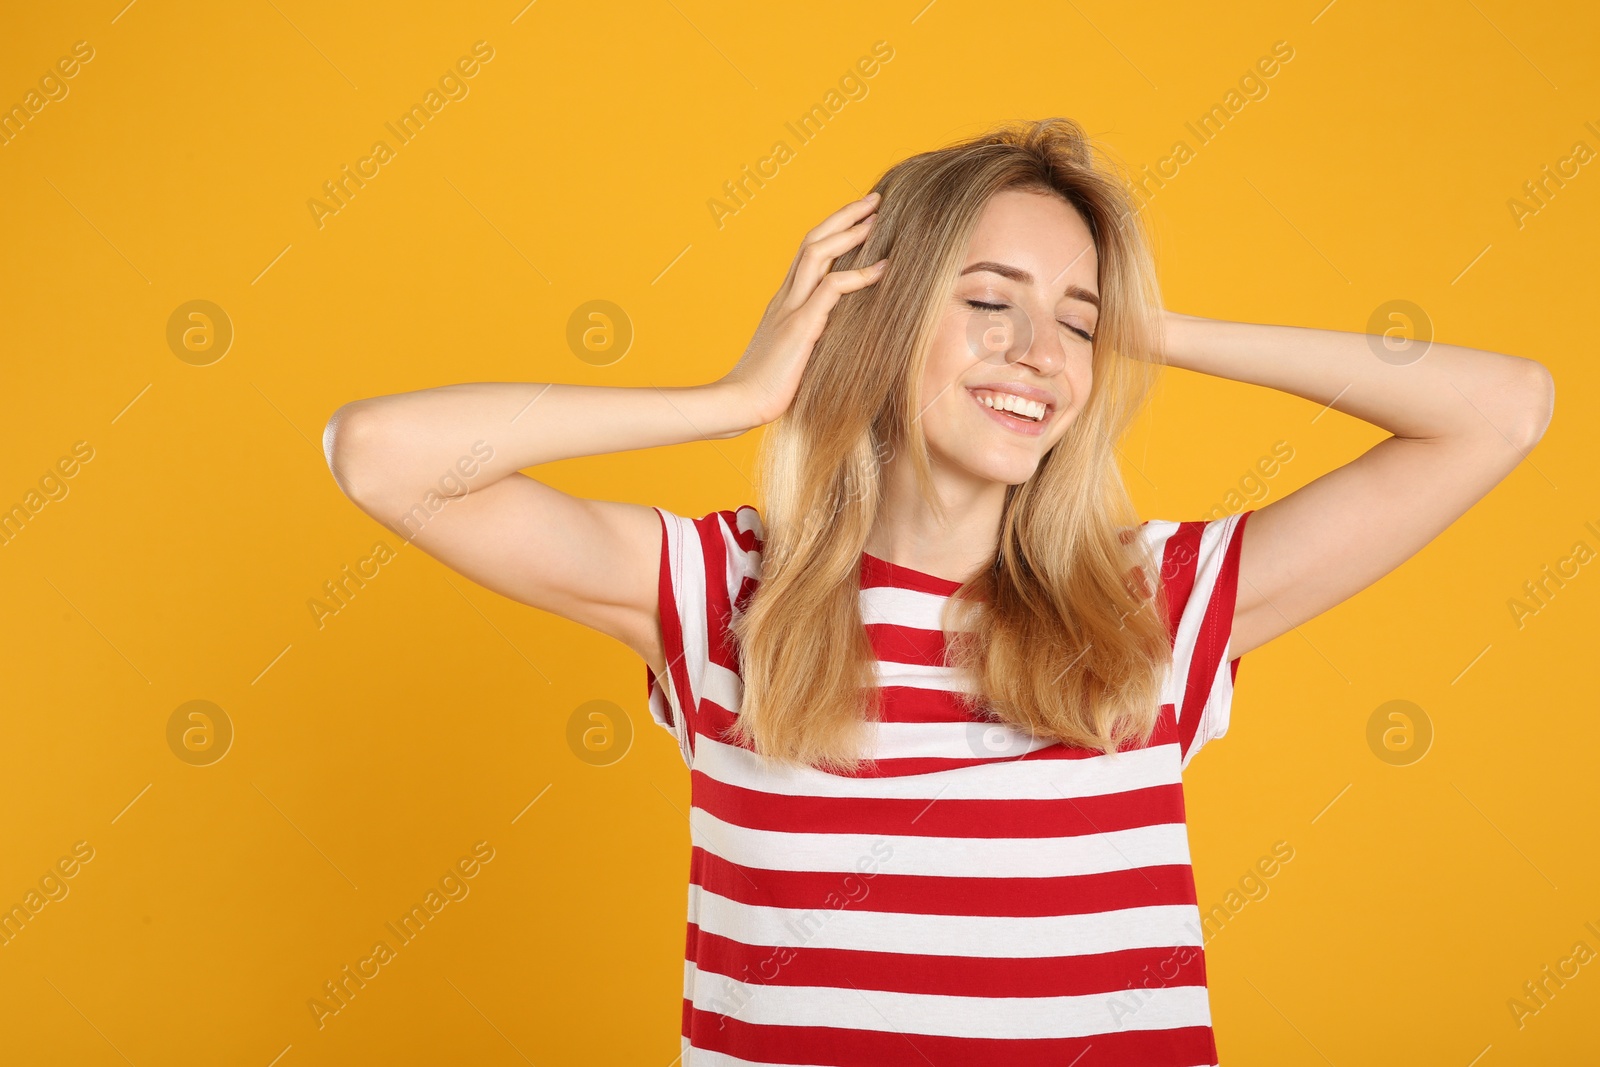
[935,445,1045,488]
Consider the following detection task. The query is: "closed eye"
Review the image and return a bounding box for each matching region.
[966,300,1094,343]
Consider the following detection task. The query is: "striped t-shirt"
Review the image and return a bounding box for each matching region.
[644,503,1254,1066]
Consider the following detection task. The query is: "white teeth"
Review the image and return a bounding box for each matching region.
[974,391,1046,421]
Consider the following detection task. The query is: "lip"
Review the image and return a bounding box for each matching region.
[966,384,1056,437]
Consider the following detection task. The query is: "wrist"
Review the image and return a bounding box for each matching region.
[706,377,778,436]
[697,378,768,439]
[1157,309,1198,367]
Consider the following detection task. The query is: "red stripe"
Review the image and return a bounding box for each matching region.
[696,511,737,674]
[866,621,950,666]
[688,926,1209,997]
[860,550,965,596]
[692,771,1188,839]
[864,739,1186,773]
[727,504,763,554]
[684,1004,1217,1066]
[691,846,1200,916]
[1158,521,1203,645]
[874,685,975,723]
[694,692,1184,776]
[1177,511,1253,762]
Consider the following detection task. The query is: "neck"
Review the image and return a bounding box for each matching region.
[861,451,1007,585]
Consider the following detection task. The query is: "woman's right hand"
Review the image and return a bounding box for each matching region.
[716,191,889,428]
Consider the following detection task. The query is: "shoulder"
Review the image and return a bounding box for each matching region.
[651,504,763,547]
[727,504,765,548]
[1132,512,1253,636]
[655,503,762,542]
[1132,513,1249,574]
[688,504,764,560]
[653,503,765,605]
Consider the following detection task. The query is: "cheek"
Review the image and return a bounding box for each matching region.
[917,387,960,448]
[923,325,972,388]
[918,334,976,415]
[1065,352,1094,407]
[912,380,975,460]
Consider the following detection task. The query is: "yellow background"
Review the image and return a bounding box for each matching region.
[2,0,1596,1062]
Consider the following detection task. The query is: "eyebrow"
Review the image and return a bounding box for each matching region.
[959,260,1100,310]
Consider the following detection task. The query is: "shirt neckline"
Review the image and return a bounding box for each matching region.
[859,549,967,596]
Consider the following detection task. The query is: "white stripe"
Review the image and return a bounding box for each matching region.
[864,719,1061,761]
[690,883,1204,958]
[682,1045,832,1067]
[653,507,712,769]
[733,503,765,542]
[689,808,1192,878]
[689,689,1075,762]
[684,957,1212,1038]
[647,683,681,758]
[718,520,762,597]
[859,583,978,633]
[1183,632,1235,771]
[872,658,973,693]
[695,733,1182,800]
[700,659,743,717]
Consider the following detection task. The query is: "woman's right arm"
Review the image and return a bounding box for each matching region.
[321,189,885,680]
[322,381,753,679]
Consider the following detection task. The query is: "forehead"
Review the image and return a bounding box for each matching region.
[962,188,1098,293]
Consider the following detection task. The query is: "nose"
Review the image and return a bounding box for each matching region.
[968,305,1068,377]
[1012,315,1067,377]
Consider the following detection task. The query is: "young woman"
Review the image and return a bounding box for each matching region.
[324,118,1553,1065]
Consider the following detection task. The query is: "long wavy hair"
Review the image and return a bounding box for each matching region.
[726,117,1173,774]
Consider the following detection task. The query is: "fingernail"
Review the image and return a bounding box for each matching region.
[866,191,881,201]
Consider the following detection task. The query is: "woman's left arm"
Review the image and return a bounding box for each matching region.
[1159,310,1556,660]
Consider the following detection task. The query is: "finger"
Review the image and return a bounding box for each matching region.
[771,192,879,317]
[800,191,881,248]
[784,213,879,313]
[764,260,887,398]
[796,259,889,323]
[785,214,875,311]
[781,194,879,296]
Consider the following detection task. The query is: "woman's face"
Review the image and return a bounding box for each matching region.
[916,187,1100,487]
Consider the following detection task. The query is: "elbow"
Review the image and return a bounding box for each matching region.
[322,401,387,504]
[1509,358,1555,450]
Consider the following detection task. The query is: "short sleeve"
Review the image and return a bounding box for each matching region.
[645,503,764,768]
[1140,509,1255,770]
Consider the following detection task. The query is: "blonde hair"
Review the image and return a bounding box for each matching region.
[727,117,1172,773]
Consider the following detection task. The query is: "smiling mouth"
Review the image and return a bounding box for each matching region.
[967,388,1053,434]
